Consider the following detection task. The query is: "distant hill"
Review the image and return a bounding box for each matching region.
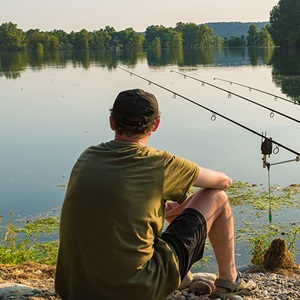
[204,22,269,39]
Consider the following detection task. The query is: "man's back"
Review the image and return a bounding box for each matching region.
[55,140,198,300]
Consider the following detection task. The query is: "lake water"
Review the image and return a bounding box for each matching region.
[1,47,299,269]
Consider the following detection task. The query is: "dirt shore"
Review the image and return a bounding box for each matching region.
[0,261,299,300]
[0,261,59,299]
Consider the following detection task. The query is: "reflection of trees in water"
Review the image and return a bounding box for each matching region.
[0,48,275,77]
[248,47,274,66]
[271,48,300,103]
[0,51,28,79]
[0,49,148,77]
[1,48,300,103]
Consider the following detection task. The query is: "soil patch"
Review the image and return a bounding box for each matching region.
[0,261,59,299]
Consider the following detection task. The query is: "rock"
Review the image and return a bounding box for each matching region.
[192,272,217,283]
[237,264,254,274]
[188,281,212,295]
[0,283,41,298]
[166,269,300,300]
[232,296,244,300]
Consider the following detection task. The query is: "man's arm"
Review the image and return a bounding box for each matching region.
[193,166,232,190]
[165,167,232,223]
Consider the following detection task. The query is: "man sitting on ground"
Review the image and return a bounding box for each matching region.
[55,88,257,300]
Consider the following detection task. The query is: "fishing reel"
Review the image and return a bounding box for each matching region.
[260,132,299,169]
[261,133,273,168]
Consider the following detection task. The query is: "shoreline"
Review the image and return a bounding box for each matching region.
[0,262,299,299]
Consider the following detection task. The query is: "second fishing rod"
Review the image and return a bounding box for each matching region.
[118,66,300,158]
[213,77,300,106]
[170,70,300,125]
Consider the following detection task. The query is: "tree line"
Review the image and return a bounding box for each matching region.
[0,22,273,52]
[1,0,299,51]
[269,0,300,48]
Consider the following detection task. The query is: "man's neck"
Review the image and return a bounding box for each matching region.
[115,135,149,146]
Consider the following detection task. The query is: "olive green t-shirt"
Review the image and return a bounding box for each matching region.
[55,140,199,300]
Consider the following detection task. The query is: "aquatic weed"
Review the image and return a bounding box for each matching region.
[0,215,59,265]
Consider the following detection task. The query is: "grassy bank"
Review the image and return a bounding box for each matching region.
[0,181,299,267]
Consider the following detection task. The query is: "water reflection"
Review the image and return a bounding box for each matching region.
[0,51,28,79]
[1,47,300,102]
[271,48,300,103]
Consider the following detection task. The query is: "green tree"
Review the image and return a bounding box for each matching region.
[117,27,144,49]
[171,32,183,48]
[0,22,27,51]
[145,25,176,48]
[136,34,145,49]
[160,32,171,48]
[26,29,47,50]
[227,35,246,47]
[103,26,118,49]
[176,22,201,47]
[50,29,70,49]
[269,0,300,47]
[145,25,161,46]
[152,36,161,49]
[258,27,273,47]
[36,42,44,52]
[71,29,91,49]
[46,35,60,50]
[199,24,214,48]
[287,30,300,48]
[176,22,217,48]
[211,35,224,48]
[247,25,259,46]
[90,29,111,49]
[104,26,116,37]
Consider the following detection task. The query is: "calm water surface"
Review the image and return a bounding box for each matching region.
[0,48,299,268]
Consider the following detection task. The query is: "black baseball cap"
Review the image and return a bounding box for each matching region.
[111,89,159,126]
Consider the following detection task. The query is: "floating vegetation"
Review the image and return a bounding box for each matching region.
[188,182,300,272]
[0,181,299,269]
[227,181,300,210]
[56,182,68,188]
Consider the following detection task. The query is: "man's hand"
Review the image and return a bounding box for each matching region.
[165,201,188,223]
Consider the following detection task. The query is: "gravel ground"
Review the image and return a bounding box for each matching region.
[0,262,299,299]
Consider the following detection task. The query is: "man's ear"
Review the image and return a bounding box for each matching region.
[109,115,115,130]
[152,118,160,132]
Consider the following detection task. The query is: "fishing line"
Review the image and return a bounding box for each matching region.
[171,69,299,224]
[261,132,299,222]
[118,67,300,223]
[213,77,300,106]
[170,70,300,125]
[118,67,300,157]
[264,156,300,223]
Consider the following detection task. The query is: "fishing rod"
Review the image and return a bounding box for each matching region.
[118,67,300,158]
[170,70,300,125]
[118,67,299,223]
[213,77,300,106]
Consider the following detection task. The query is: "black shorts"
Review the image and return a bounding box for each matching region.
[161,208,207,280]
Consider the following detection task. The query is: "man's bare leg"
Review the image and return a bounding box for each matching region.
[185,188,237,284]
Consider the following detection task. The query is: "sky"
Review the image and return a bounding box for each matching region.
[1,0,279,33]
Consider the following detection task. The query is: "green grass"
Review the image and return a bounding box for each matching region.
[1,181,299,266]
[0,216,59,265]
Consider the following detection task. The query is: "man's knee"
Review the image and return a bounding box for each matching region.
[186,188,230,219]
[192,188,228,204]
[215,189,229,204]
